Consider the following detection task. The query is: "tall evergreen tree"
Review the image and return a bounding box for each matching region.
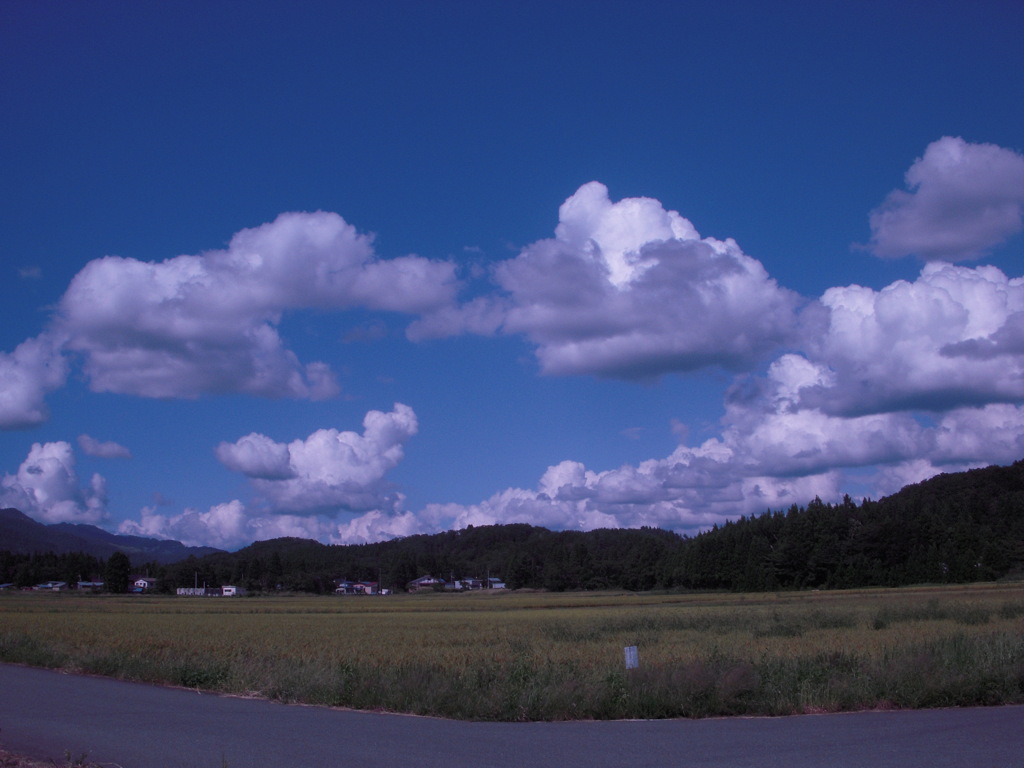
[104,551,131,593]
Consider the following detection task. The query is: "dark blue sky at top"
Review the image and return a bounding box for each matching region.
[1,0,1022,546]
[6,1,1019,293]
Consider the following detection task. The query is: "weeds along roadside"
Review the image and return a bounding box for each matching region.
[0,584,1022,720]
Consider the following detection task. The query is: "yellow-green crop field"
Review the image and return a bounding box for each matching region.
[2,583,1023,720]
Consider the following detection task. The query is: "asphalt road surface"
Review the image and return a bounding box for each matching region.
[1,663,1022,768]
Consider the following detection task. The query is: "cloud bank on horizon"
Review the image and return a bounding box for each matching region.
[2,137,1024,549]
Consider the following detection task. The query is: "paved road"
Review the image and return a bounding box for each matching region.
[1,663,1022,768]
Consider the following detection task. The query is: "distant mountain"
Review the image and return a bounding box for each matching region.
[0,508,223,564]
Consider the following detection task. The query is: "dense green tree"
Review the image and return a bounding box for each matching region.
[104,551,132,593]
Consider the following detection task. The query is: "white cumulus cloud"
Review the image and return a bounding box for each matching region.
[421,447,844,537]
[331,509,428,545]
[54,211,458,401]
[217,403,418,514]
[119,502,427,549]
[932,404,1024,465]
[0,442,107,524]
[119,500,251,550]
[110,404,425,549]
[867,136,1024,261]
[77,434,132,459]
[0,334,68,430]
[214,432,294,480]
[803,262,1024,416]
[420,396,1016,539]
[411,182,800,379]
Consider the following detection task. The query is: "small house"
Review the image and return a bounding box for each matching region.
[335,580,359,595]
[33,581,67,591]
[406,575,445,592]
[454,577,506,590]
[335,580,380,595]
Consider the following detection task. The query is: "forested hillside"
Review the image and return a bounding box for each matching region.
[3,460,1023,593]
[667,459,1024,591]
[155,524,684,593]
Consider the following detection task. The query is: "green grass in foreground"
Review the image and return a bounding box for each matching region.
[1,584,1022,720]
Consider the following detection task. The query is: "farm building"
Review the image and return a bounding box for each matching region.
[33,581,68,591]
[334,580,380,595]
[452,577,507,591]
[407,575,506,592]
[406,575,446,591]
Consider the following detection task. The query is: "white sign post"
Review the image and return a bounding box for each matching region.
[624,645,639,670]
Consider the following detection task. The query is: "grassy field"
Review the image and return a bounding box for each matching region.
[1,583,1022,721]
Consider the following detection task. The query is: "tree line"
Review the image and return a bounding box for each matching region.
[0,549,137,593]
[4,460,1023,594]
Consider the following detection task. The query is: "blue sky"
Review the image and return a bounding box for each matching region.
[2,0,1022,549]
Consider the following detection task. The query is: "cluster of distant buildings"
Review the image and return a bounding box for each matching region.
[0,577,154,593]
[0,580,106,592]
[0,577,242,595]
[403,575,506,592]
[334,580,384,595]
[175,585,246,597]
[1,573,506,596]
[172,574,507,596]
[334,575,506,594]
